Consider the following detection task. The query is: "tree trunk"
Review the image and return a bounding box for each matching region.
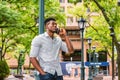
[118,63,120,80]
[115,39,120,80]
[116,46,120,80]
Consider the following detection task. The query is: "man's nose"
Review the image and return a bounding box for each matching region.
[53,25,57,28]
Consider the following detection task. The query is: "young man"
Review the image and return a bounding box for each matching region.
[30,17,74,80]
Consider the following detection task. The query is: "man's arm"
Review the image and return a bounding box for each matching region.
[64,36,74,54]
[30,57,46,75]
[59,28,74,54]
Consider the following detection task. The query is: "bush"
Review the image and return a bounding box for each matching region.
[0,60,10,80]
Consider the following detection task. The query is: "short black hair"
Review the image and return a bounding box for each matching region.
[44,17,56,25]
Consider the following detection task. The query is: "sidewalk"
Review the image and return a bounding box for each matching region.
[5,74,35,80]
[103,76,118,80]
[5,74,118,80]
[63,75,118,80]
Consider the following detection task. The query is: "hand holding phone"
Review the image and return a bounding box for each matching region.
[55,28,60,34]
[59,28,67,37]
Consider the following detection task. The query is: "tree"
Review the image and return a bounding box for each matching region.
[45,0,66,26]
[0,0,66,59]
[68,0,120,79]
[0,1,66,75]
[86,0,120,79]
[0,1,37,60]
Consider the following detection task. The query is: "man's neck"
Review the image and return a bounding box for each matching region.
[47,31,54,39]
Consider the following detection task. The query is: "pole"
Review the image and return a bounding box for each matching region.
[93,50,96,77]
[39,0,44,34]
[17,53,22,75]
[112,36,114,80]
[34,1,44,80]
[88,43,93,80]
[96,53,99,75]
[80,30,85,80]
[19,53,23,75]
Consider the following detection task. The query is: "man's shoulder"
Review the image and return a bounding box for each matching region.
[36,33,45,37]
[33,33,45,40]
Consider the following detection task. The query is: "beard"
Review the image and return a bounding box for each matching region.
[47,26,57,33]
[49,29,56,33]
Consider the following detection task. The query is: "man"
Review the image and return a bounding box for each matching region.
[30,17,74,80]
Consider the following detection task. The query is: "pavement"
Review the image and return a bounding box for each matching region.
[5,74,118,80]
[5,75,35,80]
[63,75,118,80]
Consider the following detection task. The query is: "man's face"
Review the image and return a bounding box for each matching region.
[46,20,57,33]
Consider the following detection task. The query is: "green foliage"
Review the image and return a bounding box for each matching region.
[85,0,120,52]
[0,0,37,58]
[0,1,21,27]
[68,0,120,54]
[45,0,66,26]
[87,49,93,54]
[0,0,66,59]
[67,3,87,18]
[0,60,10,79]
[69,0,81,4]
[85,15,111,50]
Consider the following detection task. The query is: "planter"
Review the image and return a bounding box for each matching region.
[14,74,24,79]
[0,77,4,80]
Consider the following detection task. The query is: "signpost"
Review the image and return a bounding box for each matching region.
[85,62,109,66]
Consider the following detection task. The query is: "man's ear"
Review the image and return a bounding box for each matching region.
[45,25,48,29]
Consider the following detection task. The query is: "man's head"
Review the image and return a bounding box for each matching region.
[44,17,57,33]
[44,17,56,25]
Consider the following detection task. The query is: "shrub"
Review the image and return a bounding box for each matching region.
[0,60,10,80]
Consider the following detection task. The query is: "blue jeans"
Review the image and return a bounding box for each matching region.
[39,72,63,80]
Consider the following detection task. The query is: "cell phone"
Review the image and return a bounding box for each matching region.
[55,28,60,34]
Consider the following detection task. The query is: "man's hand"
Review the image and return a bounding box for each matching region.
[30,57,46,75]
[59,28,67,37]
[40,72,46,75]
[58,28,74,54]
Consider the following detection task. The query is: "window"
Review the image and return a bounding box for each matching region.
[67,31,72,35]
[72,31,76,35]
[67,31,80,36]
[76,31,80,35]
[67,6,73,10]
[59,0,65,3]
[67,17,73,24]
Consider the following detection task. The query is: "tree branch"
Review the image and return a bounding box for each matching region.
[93,0,111,26]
